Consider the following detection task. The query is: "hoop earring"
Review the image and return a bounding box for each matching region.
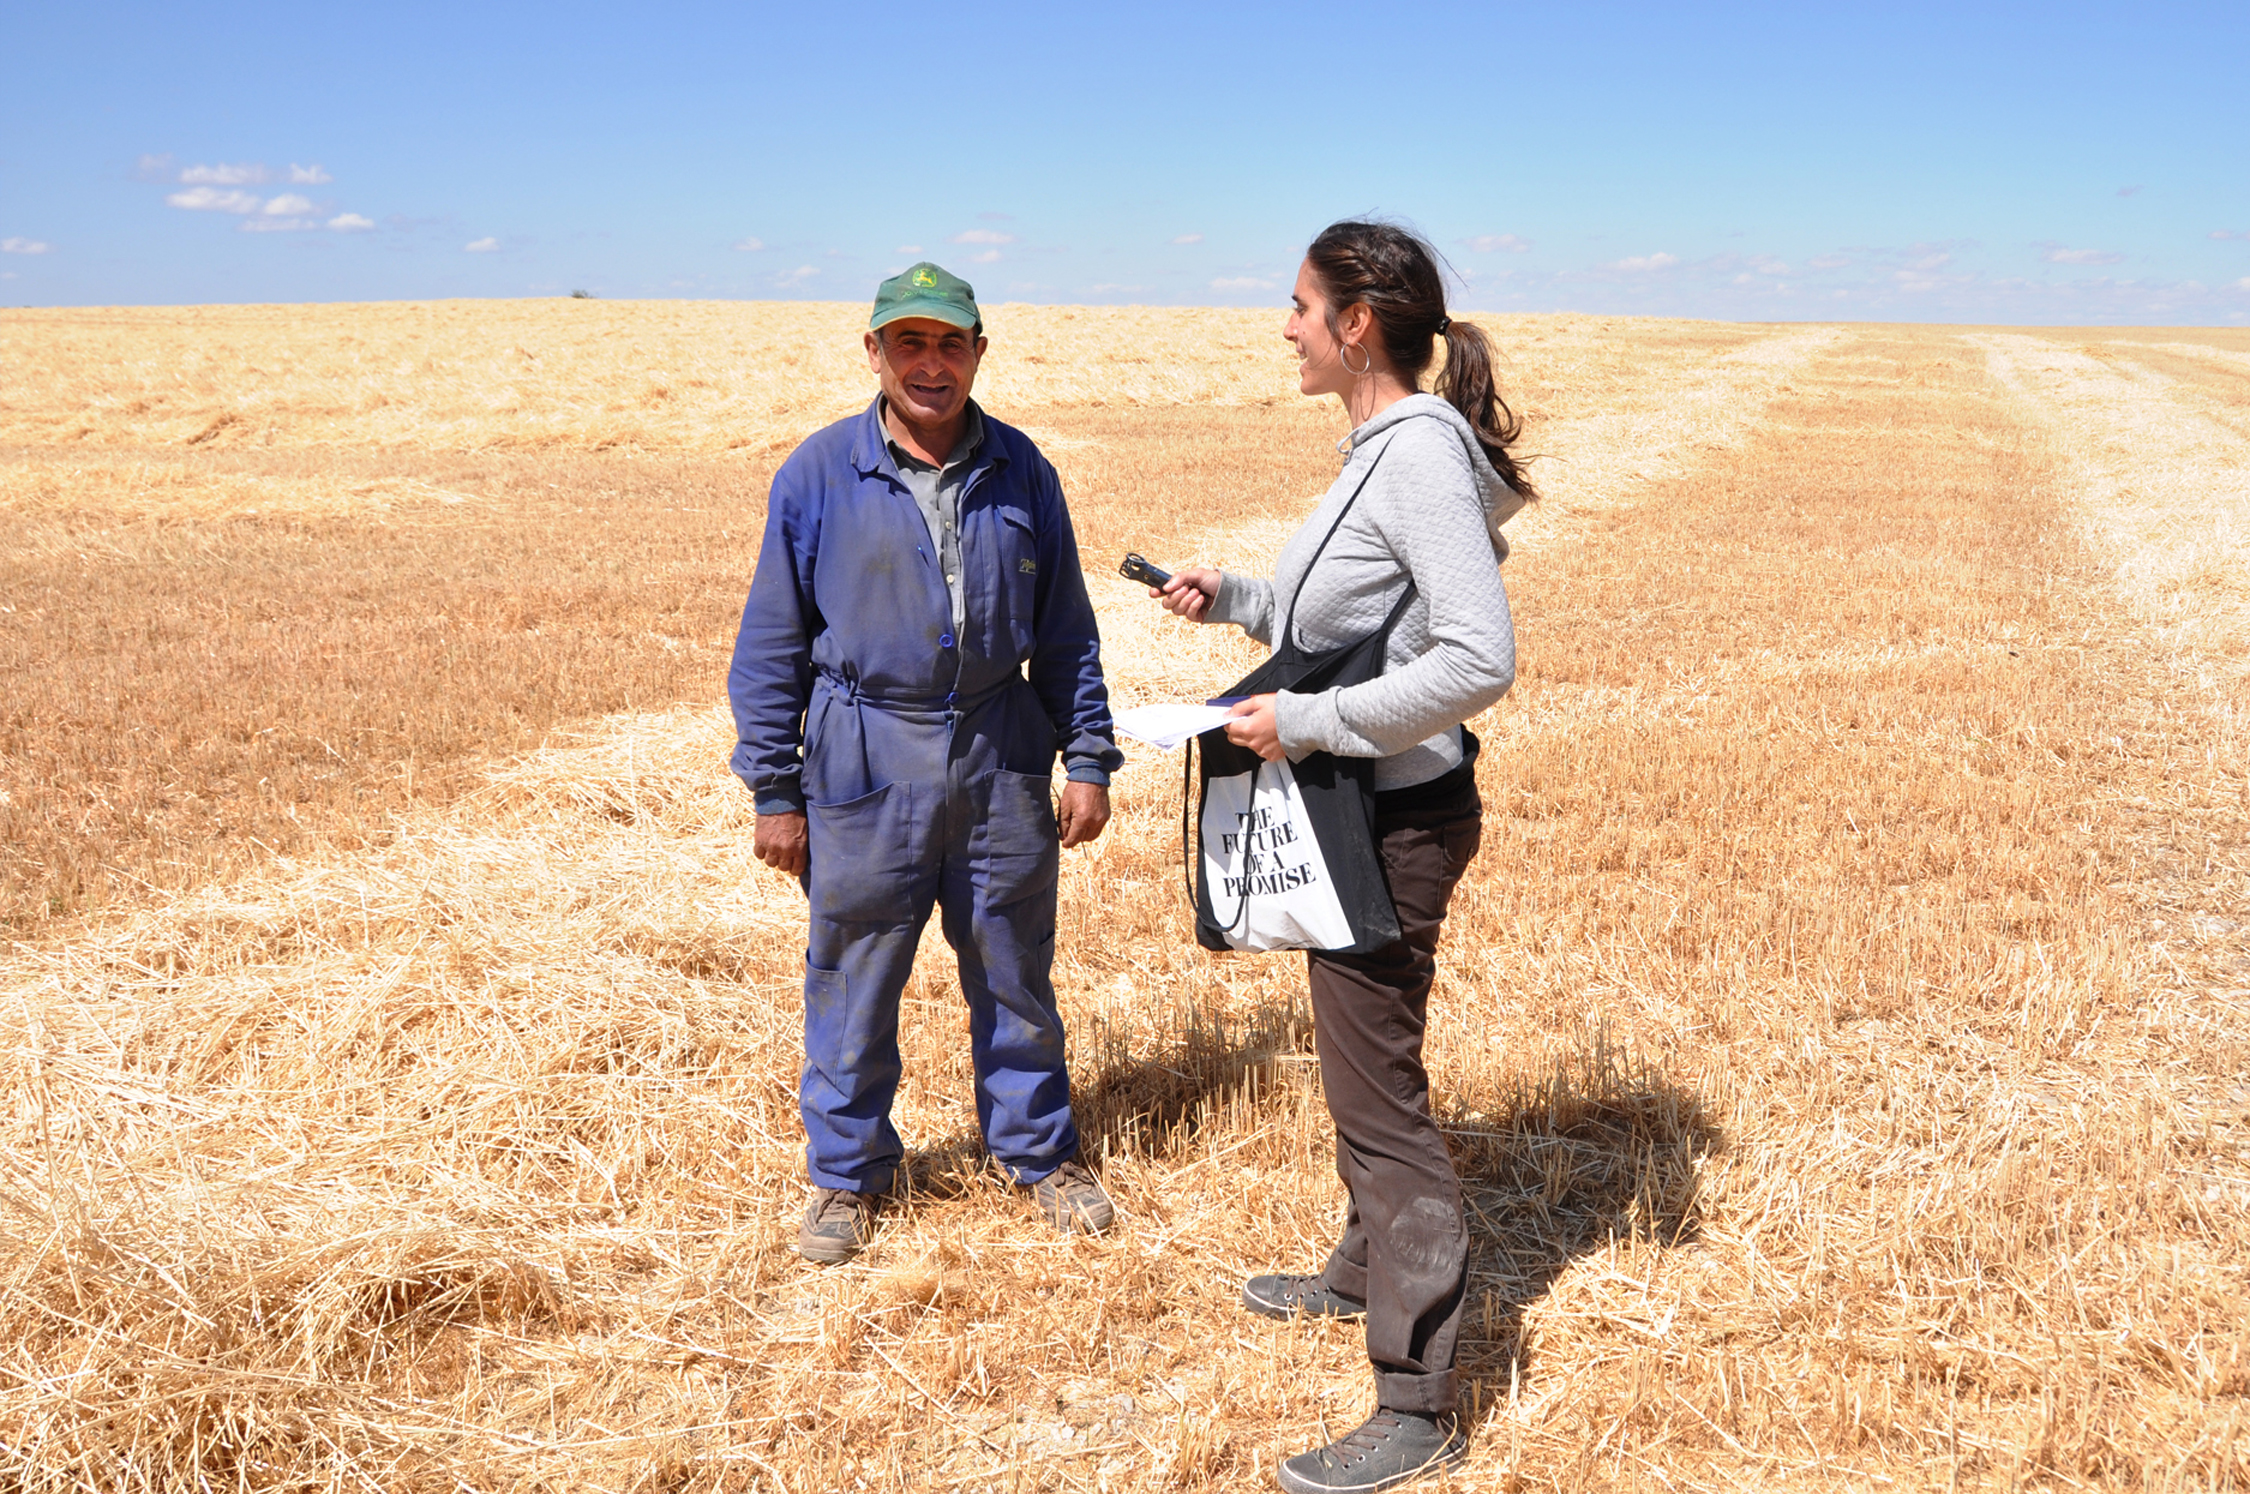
[1339,342,1372,377]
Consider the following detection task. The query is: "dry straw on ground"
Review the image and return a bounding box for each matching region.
[0,301,2246,1492]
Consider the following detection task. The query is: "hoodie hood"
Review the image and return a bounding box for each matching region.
[1347,393,1525,563]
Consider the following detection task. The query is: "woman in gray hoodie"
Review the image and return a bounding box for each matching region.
[1153,220,1532,1493]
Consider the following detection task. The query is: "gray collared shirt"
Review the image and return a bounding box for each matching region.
[880,398,986,632]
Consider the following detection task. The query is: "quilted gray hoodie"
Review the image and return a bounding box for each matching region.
[1207,393,1522,791]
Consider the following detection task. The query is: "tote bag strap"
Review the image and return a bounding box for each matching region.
[1280,440,1392,651]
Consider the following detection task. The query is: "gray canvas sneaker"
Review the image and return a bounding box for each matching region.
[796,1187,880,1264]
[1243,1272,1368,1320]
[1027,1156,1114,1234]
[1276,1409,1467,1493]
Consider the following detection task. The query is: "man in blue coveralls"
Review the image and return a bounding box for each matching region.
[729,262,1125,1264]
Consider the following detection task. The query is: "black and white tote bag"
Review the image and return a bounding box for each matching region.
[1189,452,1414,956]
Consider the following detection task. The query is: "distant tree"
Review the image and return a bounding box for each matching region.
[570,289,595,299]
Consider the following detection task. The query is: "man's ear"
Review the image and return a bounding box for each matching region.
[974,335,989,360]
[864,329,884,372]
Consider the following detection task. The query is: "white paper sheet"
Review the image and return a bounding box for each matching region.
[1112,702,1236,751]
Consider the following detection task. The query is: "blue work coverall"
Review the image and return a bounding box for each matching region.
[729,399,1122,1194]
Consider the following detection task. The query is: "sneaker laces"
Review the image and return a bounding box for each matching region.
[1335,1410,1407,1465]
[810,1190,866,1226]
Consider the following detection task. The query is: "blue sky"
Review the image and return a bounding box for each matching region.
[3,1,2245,322]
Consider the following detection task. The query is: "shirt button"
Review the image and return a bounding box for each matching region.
[940,633,956,649]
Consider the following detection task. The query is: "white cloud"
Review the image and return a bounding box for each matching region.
[1612,252,1678,272]
[465,236,500,253]
[970,248,1002,263]
[2237,277,2250,291]
[288,163,333,185]
[262,193,315,216]
[1088,282,1148,293]
[2043,246,2124,265]
[1,236,52,255]
[733,236,765,251]
[1807,253,1851,270]
[239,217,319,233]
[895,244,923,254]
[1210,276,1274,292]
[327,213,375,232]
[2117,185,2143,197]
[2208,229,2241,241]
[1904,251,1953,271]
[778,265,820,284]
[167,186,264,214]
[1,270,14,280]
[180,162,269,186]
[1172,233,1204,245]
[1467,234,1530,253]
[950,229,1016,245]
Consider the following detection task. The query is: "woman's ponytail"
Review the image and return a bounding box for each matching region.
[1305,219,1538,502]
[1435,320,1536,500]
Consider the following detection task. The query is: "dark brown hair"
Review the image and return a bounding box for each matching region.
[1304,219,1537,500]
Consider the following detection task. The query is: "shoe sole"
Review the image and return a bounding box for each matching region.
[1273,1438,1466,1493]
[796,1238,865,1265]
[1242,1285,1368,1321]
[1048,1205,1114,1235]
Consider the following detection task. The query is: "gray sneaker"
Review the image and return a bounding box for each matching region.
[796,1187,879,1264]
[1243,1272,1368,1321]
[1276,1409,1467,1493]
[1028,1156,1114,1234]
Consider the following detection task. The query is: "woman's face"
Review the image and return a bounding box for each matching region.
[1285,259,1352,400]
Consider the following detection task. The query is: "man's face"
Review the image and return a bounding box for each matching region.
[864,317,986,428]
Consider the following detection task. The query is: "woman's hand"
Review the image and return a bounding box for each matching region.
[1153,565,1222,622]
[1224,694,1284,761]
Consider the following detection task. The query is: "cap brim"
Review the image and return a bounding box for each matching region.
[870,296,980,332]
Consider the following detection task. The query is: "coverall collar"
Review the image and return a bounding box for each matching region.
[849,397,1007,485]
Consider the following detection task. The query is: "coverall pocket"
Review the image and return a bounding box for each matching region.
[996,507,1040,657]
[981,769,1061,910]
[807,781,917,924]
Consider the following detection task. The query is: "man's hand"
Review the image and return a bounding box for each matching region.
[754,811,809,879]
[1057,781,1110,848]
[1224,694,1285,762]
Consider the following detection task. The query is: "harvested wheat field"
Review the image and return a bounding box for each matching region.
[2,300,2248,1491]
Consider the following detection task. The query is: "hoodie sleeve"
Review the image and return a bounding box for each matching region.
[1206,571,1275,644]
[1273,422,1516,759]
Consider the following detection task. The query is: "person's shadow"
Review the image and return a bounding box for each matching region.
[1444,1035,1718,1412]
[892,992,1314,1201]
[889,999,1716,1400]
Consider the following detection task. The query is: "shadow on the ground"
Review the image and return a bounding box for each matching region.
[893,992,1314,1203]
[1446,1039,1719,1408]
[889,1002,1719,1402]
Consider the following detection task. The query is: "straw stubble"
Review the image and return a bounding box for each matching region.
[0,303,2245,1491]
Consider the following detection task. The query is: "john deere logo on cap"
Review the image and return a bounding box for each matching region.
[912,267,937,288]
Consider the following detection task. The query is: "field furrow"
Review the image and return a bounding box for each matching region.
[1974,332,2250,679]
[2,308,2246,1492]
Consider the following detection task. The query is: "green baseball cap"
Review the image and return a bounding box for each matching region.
[871,261,982,333]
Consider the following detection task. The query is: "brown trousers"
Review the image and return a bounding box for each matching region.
[1307,772,1481,1414]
